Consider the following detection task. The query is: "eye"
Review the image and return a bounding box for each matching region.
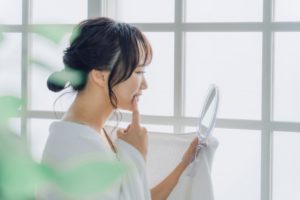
[135,71,146,75]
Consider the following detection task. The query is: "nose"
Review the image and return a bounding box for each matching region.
[140,75,148,90]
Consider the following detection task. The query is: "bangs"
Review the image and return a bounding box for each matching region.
[108,23,153,87]
[133,28,153,67]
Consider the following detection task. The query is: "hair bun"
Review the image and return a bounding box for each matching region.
[47,71,68,92]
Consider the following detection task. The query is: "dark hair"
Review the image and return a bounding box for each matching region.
[47,17,152,108]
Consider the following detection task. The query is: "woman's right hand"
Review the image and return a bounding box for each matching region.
[117,97,148,161]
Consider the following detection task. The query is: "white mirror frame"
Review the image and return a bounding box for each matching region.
[196,84,219,148]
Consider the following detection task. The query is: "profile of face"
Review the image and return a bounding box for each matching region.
[112,66,148,111]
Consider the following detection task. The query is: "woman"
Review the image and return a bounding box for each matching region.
[42,17,199,200]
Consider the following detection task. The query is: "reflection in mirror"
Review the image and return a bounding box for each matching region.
[197,85,219,146]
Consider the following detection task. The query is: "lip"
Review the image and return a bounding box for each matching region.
[134,93,142,97]
[133,94,142,102]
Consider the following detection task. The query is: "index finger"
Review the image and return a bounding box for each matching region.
[131,96,140,127]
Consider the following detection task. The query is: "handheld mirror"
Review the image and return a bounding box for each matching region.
[187,85,219,176]
[196,85,219,149]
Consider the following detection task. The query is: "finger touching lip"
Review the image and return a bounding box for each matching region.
[133,94,142,102]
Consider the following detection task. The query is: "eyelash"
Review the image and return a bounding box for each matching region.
[135,71,145,74]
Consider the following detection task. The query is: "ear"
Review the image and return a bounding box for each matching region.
[90,69,109,88]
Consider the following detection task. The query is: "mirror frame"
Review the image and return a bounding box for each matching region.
[196,84,219,146]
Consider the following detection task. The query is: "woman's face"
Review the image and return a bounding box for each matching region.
[113,66,148,111]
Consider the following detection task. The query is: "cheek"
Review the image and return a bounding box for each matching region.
[114,82,138,104]
[112,74,142,109]
[119,89,134,101]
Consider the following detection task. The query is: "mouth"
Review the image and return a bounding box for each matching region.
[133,93,142,102]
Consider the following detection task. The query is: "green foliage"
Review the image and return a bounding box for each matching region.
[0,134,48,199]
[30,58,56,71]
[0,26,4,43]
[0,23,125,200]
[0,95,127,199]
[0,96,22,127]
[33,25,72,44]
[53,159,127,198]
[31,25,80,72]
[0,136,127,199]
[47,67,86,88]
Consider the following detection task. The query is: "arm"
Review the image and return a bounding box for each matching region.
[150,161,188,200]
[150,137,199,200]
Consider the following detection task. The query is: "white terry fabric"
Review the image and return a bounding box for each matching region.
[38,121,151,200]
[115,139,151,200]
[147,132,219,200]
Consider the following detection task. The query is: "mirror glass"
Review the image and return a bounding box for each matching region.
[197,85,219,144]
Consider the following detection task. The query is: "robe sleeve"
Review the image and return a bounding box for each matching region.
[115,139,151,200]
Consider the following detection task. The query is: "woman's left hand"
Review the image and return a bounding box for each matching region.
[150,137,200,200]
[181,137,200,167]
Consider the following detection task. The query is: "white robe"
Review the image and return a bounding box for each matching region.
[37,121,151,200]
[38,121,218,200]
[147,132,218,200]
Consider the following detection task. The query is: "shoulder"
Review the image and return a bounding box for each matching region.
[42,121,113,167]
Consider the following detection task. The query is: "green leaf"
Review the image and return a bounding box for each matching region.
[0,96,22,127]
[69,27,80,44]
[48,67,86,88]
[0,132,128,199]
[0,26,5,43]
[33,25,71,44]
[0,32,3,43]
[0,132,48,199]
[30,58,56,71]
[1,153,49,199]
[54,159,128,198]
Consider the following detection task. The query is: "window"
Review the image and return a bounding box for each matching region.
[212,129,261,200]
[274,32,300,122]
[31,0,87,24]
[0,0,22,24]
[139,32,174,116]
[185,32,262,119]
[185,0,262,22]
[30,33,75,111]
[273,132,300,200]
[113,0,174,22]
[274,0,300,22]
[1,0,300,199]
[0,33,21,97]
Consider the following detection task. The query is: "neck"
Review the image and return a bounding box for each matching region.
[62,90,114,133]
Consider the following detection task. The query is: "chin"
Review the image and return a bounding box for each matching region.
[125,106,134,112]
[117,104,134,112]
